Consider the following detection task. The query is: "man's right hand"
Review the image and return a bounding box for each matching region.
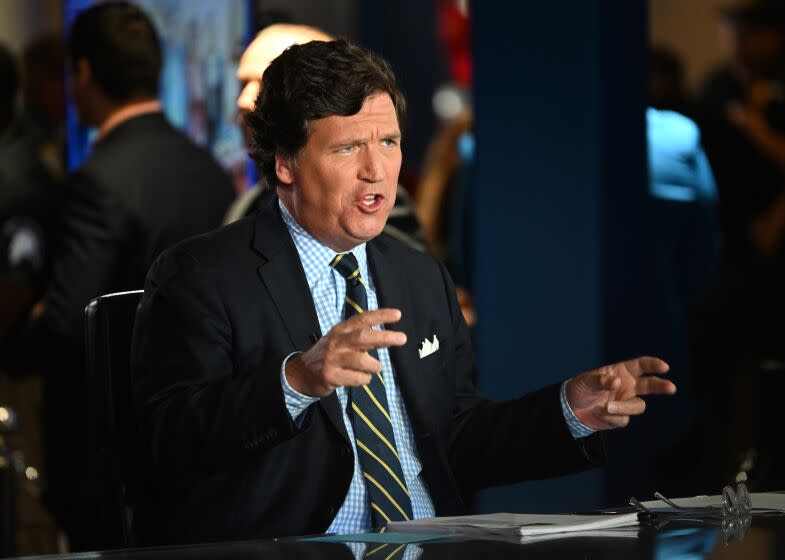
[285,308,407,397]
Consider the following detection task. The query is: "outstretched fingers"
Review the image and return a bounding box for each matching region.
[335,308,407,351]
[606,397,646,416]
[595,399,646,429]
[635,375,677,396]
[348,327,407,352]
[330,348,381,374]
[628,356,670,375]
[348,308,402,329]
[334,368,374,387]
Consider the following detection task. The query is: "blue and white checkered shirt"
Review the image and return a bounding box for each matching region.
[276,200,592,533]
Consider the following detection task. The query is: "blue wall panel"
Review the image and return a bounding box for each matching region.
[471,0,648,512]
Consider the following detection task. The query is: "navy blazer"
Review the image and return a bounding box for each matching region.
[130,198,603,545]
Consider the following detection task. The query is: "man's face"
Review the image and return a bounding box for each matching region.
[235,47,265,147]
[236,55,262,115]
[236,26,333,149]
[277,93,401,252]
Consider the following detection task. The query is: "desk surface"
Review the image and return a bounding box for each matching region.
[11,516,785,560]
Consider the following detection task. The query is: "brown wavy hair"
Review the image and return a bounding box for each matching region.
[246,38,407,188]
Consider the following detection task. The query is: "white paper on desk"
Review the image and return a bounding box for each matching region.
[641,492,785,513]
[518,527,639,544]
[387,512,639,537]
[463,527,640,546]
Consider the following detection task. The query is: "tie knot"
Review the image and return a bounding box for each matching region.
[330,252,361,282]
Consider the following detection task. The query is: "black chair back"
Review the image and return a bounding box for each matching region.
[84,290,143,548]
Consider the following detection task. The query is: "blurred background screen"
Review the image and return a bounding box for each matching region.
[63,0,254,191]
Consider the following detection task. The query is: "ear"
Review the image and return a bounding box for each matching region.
[275,153,296,186]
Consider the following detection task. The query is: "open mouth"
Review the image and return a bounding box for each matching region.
[356,193,384,211]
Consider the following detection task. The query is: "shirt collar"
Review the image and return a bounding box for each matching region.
[97,100,162,141]
[278,199,370,290]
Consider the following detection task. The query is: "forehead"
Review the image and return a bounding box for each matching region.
[308,94,400,140]
[236,39,277,79]
[237,28,332,79]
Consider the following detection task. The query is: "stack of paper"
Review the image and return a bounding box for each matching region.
[387,512,639,538]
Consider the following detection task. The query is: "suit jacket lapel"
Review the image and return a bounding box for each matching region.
[368,238,432,437]
[252,199,348,441]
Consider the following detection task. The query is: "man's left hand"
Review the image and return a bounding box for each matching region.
[565,356,675,431]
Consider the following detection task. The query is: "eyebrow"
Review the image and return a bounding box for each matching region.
[328,132,402,149]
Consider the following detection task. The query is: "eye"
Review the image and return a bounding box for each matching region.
[381,138,398,147]
[336,144,356,153]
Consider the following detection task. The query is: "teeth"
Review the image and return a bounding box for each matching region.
[361,194,377,206]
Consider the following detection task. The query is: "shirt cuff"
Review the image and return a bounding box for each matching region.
[280,351,319,421]
[560,380,596,439]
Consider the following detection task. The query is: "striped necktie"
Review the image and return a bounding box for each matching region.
[363,543,409,559]
[330,252,413,527]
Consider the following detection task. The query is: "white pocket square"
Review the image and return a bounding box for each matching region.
[418,335,439,359]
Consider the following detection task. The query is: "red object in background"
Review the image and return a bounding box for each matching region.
[438,0,471,88]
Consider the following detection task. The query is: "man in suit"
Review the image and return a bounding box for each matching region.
[131,39,676,545]
[12,2,234,549]
[0,42,61,337]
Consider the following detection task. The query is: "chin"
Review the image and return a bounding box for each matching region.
[361,221,388,241]
[340,229,378,250]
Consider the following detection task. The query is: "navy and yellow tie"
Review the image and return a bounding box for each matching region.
[330,252,413,527]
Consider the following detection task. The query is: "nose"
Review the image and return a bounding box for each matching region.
[236,80,260,112]
[358,146,384,183]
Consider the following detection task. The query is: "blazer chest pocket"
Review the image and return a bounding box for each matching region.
[415,332,445,371]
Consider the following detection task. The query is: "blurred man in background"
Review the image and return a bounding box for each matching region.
[20,33,67,181]
[224,23,331,222]
[685,0,785,492]
[3,2,234,550]
[699,0,785,264]
[0,42,60,339]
